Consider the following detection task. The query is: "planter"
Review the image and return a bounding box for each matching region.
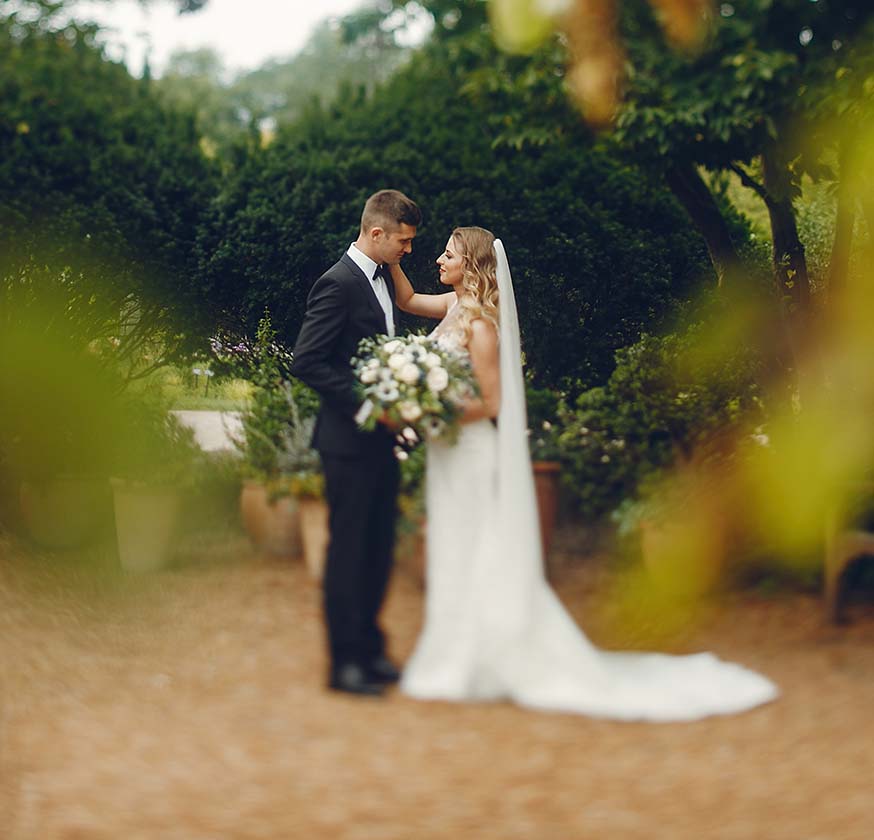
[110,479,182,572]
[297,496,329,580]
[638,516,723,596]
[19,475,113,550]
[239,479,301,558]
[532,460,562,561]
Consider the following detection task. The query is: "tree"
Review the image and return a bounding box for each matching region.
[381,1,874,382]
[198,35,719,390]
[0,12,218,377]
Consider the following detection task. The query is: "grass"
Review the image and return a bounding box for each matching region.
[136,365,253,411]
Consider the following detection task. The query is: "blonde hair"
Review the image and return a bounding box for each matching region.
[452,226,499,345]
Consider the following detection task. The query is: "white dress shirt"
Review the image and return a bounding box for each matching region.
[346,243,395,337]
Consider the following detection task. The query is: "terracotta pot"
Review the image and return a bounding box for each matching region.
[19,475,112,550]
[638,516,723,596]
[532,460,561,561]
[239,479,301,558]
[110,479,182,572]
[298,496,329,580]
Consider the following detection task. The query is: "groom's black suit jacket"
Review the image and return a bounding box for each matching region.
[290,252,399,456]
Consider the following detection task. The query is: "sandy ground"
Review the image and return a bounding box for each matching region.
[1,530,872,840]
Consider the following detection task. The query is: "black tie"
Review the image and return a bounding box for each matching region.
[374,264,388,282]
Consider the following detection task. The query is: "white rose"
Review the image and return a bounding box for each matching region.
[398,363,421,385]
[399,401,423,422]
[387,353,408,371]
[366,358,380,369]
[360,368,379,384]
[423,352,442,369]
[383,339,403,354]
[426,366,449,393]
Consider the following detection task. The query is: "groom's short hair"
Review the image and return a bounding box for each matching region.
[361,189,421,233]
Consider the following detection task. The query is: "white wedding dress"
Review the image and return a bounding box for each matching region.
[400,241,778,721]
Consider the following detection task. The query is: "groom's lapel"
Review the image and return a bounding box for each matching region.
[340,253,387,325]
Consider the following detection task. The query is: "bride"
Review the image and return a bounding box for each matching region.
[389,227,778,721]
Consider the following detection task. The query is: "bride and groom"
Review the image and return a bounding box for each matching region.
[290,189,778,720]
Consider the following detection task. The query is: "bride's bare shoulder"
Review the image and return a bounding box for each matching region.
[468,317,498,349]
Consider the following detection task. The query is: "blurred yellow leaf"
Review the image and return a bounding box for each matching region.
[489,0,557,54]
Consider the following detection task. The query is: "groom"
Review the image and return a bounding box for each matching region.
[290,189,421,696]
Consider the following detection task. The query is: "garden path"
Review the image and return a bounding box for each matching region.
[171,410,243,453]
[1,534,872,839]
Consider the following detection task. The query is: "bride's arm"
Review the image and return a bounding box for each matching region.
[460,319,500,423]
[390,262,455,319]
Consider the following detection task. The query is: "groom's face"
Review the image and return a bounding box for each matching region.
[373,222,417,265]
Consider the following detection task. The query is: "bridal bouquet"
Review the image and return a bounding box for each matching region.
[352,334,477,447]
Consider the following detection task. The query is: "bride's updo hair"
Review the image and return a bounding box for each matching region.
[452,226,499,344]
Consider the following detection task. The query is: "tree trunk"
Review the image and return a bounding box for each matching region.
[761,143,816,397]
[665,162,740,286]
[761,145,811,315]
[828,140,857,298]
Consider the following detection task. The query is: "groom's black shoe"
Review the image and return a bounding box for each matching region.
[366,655,401,685]
[329,663,385,697]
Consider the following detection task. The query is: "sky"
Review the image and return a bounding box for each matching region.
[66,0,389,78]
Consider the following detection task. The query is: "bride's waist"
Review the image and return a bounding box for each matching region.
[450,419,496,445]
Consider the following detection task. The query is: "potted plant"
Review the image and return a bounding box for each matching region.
[2,341,123,550]
[526,386,565,562]
[235,314,325,569]
[395,445,427,588]
[109,404,202,572]
[612,460,727,597]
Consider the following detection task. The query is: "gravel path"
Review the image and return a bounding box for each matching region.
[1,533,871,839]
[170,411,243,453]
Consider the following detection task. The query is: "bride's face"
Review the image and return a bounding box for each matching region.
[436,237,465,287]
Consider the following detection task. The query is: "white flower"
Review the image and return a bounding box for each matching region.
[411,334,427,345]
[380,369,395,382]
[426,366,449,393]
[423,417,446,439]
[383,339,403,354]
[366,358,380,369]
[601,455,610,463]
[360,367,379,384]
[401,426,419,444]
[376,381,399,402]
[398,363,421,385]
[542,421,552,431]
[387,353,408,371]
[423,352,442,369]
[399,401,423,422]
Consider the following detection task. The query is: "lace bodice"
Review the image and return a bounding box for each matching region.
[428,300,468,356]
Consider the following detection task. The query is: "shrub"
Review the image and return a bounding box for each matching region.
[558,322,768,520]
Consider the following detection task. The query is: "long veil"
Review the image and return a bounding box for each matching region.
[486,239,546,639]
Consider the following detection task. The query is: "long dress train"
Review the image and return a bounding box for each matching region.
[400,242,778,721]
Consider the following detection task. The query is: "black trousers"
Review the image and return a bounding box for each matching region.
[320,444,400,669]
